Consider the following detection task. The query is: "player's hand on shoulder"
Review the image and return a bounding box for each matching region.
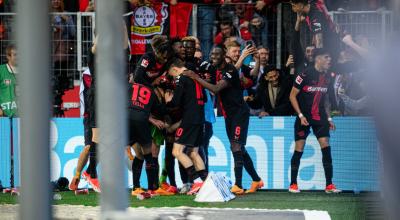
[164,91,173,103]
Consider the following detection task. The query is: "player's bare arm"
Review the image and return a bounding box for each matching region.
[185,71,229,94]
[290,87,309,126]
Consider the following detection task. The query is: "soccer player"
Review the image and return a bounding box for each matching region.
[288,48,341,194]
[164,58,208,195]
[129,74,167,196]
[80,38,101,192]
[133,35,171,85]
[185,46,263,195]
[290,0,368,60]
[68,67,93,191]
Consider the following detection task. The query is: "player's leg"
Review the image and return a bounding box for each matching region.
[289,118,309,193]
[241,145,263,194]
[234,116,263,194]
[69,145,90,190]
[164,141,177,187]
[172,143,195,177]
[151,140,161,189]
[141,142,158,192]
[87,127,99,179]
[69,117,92,190]
[188,147,208,181]
[158,141,178,194]
[186,146,208,195]
[289,140,305,193]
[315,125,341,193]
[230,141,245,195]
[202,122,213,171]
[131,143,145,195]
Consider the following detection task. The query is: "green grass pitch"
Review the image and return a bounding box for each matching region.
[0,191,366,220]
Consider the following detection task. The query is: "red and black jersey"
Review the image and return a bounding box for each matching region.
[294,66,331,123]
[167,75,205,125]
[128,82,163,121]
[306,0,341,58]
[134,52,166,86]
[216,64,249,118]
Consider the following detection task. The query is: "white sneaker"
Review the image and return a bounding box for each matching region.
[179,183,192,194]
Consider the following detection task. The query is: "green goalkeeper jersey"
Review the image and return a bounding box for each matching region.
[0,64,17,117]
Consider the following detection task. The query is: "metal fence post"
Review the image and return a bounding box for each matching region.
[192,4,198,38]
[276,3,282,69]
[77,12,83,73]
[96,0,129,214]
[16,0,52,219]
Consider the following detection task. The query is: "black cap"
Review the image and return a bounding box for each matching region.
[312,48,330,59]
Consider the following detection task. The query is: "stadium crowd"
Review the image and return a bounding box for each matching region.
[0,0,371,196]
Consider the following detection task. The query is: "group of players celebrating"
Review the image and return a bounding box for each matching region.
[126,34,265,197]
[67,0,357,197]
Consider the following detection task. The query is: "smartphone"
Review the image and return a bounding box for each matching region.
[246,40,255,47]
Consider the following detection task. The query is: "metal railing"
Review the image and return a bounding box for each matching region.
[0,8,394,83]
[331,10,393,47]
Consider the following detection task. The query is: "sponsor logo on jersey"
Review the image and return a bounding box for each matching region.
[141,59,149,68]
[312,20,322,32]
[225,72,232,79]
[303,86,328,93]
[295,75,303,85]
[4,79,11,85]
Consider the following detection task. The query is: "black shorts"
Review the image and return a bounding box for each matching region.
[83,117,93,146]
[88,109,97,128]
[225,113,249,145]
[294,118,330,141]
[175,124,203,147]
[128,118,152,147]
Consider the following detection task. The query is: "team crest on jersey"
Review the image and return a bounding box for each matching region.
[132,3,168,37]
[141,59,149,68]
[295,75,303,85]
[4,79,11,85]
[312,19,322,32]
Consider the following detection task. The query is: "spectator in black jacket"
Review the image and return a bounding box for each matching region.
[245,67,293,117]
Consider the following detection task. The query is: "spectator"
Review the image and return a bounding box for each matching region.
[338,78,369,116]
[245,67,293,117]
[251,46,270,89]
[51,0,76,75]
[0,44,17,117]
[214,15,246,46]
[291,45,314,75]
[51,0,77,116]
[185,0,219,61]
[249,13,268,48]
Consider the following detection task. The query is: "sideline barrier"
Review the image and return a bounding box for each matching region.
[0,117,379,191]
